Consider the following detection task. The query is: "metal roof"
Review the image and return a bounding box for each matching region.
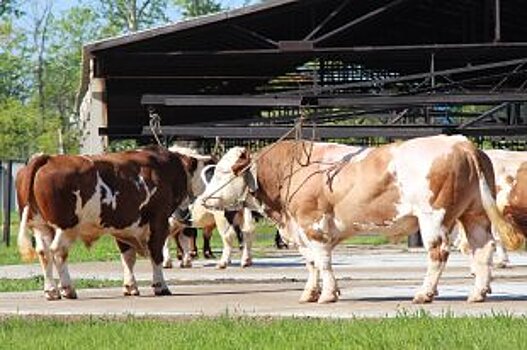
[79,0,527,141]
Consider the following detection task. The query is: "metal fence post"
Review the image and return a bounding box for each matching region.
[3,160,12,246]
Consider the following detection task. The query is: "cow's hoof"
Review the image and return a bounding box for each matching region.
[163,260,173,269]
[204,251,215,259]
[241,258,253,268]
[44,289,61,301]
[180,261,192,268]
[468,287,491,303]
[216,261,229,269]
[152,282,171,296]
[154,288,172,296]
[495,261,509,269]
[299,288,321,303]
[60,286,78,299]
[190,251,198,258]
[412,292,435,304]
[317,290,339,304]
[123,284,140,296]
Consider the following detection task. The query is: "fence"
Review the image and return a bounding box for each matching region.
[0,160,26,247]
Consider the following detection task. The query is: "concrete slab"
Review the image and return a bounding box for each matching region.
[1,248,527,318]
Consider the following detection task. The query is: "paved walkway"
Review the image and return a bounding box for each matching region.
[1,247,527,318]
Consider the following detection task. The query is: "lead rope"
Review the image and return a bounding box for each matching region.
[148,107,165,147]
[201,116,306,205]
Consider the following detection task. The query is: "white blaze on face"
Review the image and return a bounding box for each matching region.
[201,147,249,209]
[389,135,467,219]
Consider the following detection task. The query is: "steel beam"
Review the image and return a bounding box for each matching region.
[314,0,411,43]
[141,92,527,108]
[99,125,527,139]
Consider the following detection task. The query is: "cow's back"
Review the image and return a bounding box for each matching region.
[32,147,189,232]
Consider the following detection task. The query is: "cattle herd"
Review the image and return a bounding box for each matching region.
[14,134,527,306]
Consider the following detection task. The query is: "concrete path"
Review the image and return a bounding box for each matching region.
[1,247,527,318]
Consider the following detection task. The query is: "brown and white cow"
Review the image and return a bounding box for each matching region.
[16,146,193,300]
[164,145,255,269]
[456,149,527,267]
[198,135,524,304]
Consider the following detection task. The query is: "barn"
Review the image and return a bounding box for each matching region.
[78,0,527,153]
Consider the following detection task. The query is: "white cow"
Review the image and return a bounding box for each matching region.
[164,145,255,269]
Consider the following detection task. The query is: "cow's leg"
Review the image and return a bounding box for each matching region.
[413,213,449,304]
[34,227,60,300]
[463,217,494,303]
[148,220,171,296]
[297,245,320,303]
[240,227,254,268]
[494,237,510,268]
[214,213,235,269]
[178,230,193,268]
[311,243,338,304]
[162,237,173,269]
[203,225,215,259]
[49,228,77,299]
[184,227,198,258]
[117,240,140,296]
[240,209,255,268]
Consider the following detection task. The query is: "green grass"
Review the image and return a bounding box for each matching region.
[0,314,526,349]
[0,276,123,292]
[0,213,400,266]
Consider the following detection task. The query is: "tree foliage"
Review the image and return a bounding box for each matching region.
[97,0,170,33]
[0,0,254,158]
[174,0,223,18]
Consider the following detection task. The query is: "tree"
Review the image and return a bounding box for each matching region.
[97,0,170,33]
[0,20,30,102]
[174,0,222,17]
[0,0,22,17]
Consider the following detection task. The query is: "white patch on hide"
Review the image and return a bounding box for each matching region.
[389,135,465,220]
[98,174,118,210]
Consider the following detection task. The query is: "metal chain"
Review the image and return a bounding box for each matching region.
[148,107,164,147]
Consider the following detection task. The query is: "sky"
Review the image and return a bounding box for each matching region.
[51,0,252,19]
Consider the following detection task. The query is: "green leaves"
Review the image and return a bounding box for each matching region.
[174,0,223,18]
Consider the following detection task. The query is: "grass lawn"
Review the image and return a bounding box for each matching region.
[0,276,123,292]
[0,314,525,349]
[0,213,395,266]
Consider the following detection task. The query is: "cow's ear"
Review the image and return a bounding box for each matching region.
[179,154,198,174]
[231,149,251,176]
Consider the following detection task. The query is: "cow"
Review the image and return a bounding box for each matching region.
[16,146,194,300]
[163,145,255,269]
[197,135,524,304]
[455,149,527,267]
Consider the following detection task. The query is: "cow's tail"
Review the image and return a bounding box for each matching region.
[16,154,50,262]
[473,150,525,250]
[17,205,36,261]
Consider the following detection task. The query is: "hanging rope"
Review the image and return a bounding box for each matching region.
[148,107,164,147]
[201,116,305,206]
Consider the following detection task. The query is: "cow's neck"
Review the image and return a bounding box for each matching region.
[252,141,301,225]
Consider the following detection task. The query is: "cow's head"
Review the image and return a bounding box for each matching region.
[169,145,217,200]
[200,147,257,210]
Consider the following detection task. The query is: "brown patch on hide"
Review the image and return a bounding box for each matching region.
[429,238,449,262]
[179,154,198,175]
[305,228,329,243]
[504,162,527,237]
[231,149,251,176]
